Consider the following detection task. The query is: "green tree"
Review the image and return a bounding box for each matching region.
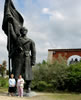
[32,56,68,92]
[66,62,81,92]
[0,60,7,77]
[32,56,81,92]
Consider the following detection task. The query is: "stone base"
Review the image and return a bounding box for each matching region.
[15,91,37,97]
[23,91,37,97]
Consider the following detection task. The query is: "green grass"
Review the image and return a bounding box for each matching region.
[43,93,81,100]
[0,87,8,93]
[25,93,81,100]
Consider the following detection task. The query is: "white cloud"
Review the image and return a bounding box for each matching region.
[42,8,50,14]
[0,0,81,64]
[0,1,7,64]
[50,11,65,21]
[42,8,65,21]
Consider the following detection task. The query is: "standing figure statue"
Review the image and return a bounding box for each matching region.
[11,26,36,93]
[2,0,36,93]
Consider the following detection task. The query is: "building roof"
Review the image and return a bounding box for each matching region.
[48,48,81,52]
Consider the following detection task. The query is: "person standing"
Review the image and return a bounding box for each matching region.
[17,75,24,97]
[9,74,16,96]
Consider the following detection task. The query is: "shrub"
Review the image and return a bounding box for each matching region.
[0,77,8,88]
[36,81,48,91]
[32,58,68,92]
[66,62,81,92]
[32,58,81,92]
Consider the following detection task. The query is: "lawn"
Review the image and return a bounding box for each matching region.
[0,87,8,93]
[0,88,81,100]
[43,93,81,100]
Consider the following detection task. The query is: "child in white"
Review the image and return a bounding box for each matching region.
[17,75,24,97]
[9,74,16,96]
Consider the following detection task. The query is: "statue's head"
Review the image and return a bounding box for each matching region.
[20,27,28,36]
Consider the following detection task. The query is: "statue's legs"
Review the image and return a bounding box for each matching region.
[12,53,24,79]
[11,53,24,93]
[25,80,31,93]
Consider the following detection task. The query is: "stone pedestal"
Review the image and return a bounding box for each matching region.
[15,91,37,97]
[23,91,37,97]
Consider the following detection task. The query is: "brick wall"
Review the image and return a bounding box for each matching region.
[48,49,81,63]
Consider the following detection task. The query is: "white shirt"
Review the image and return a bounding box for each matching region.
[9,78,16,87]
[17,78,24,88]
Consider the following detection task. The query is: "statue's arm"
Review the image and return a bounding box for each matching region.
[4,0,11,14]
[31,40,36,66]
[9,23,17,40]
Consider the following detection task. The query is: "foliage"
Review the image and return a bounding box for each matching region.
[0,60,7,77]
[0,77,8,88]
[66,62,81,92]
[32,58,81,92]
[6,70,9,75]
[32,58,67,92]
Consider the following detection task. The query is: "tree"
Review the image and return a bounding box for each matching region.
[0,60,7,77]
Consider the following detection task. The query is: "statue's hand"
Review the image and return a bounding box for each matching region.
[8,15,13,23]
[18,47,23,53]
[31,62,35,66]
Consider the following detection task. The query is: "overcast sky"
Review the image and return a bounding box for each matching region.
[0,0,81,64]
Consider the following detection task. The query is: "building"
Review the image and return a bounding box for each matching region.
[48,48,81,63]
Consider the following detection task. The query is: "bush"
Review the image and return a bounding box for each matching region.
[0,77,8,88]
[65,62,81,92]
[32,58,68,92]
[32,58,81,92]
[36,81,48,91]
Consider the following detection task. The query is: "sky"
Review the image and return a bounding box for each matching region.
[0,0,81,65]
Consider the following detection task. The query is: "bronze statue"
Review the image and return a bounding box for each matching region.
[2,0,36,93]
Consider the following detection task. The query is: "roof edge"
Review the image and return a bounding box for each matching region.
[48,48,81,51]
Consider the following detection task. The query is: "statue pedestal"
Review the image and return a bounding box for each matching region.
[23,91,37,97]
[15,91,37,97]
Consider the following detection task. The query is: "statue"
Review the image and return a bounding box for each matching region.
[2,0,36,93]
[11,26,36,93]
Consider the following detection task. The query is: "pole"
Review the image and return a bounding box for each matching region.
[8,22,11,78]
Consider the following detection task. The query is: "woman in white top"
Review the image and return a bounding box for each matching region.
[17,75,24,97]
[9,74,16,96]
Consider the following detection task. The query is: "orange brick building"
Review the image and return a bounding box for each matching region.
[48,48,81,63]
